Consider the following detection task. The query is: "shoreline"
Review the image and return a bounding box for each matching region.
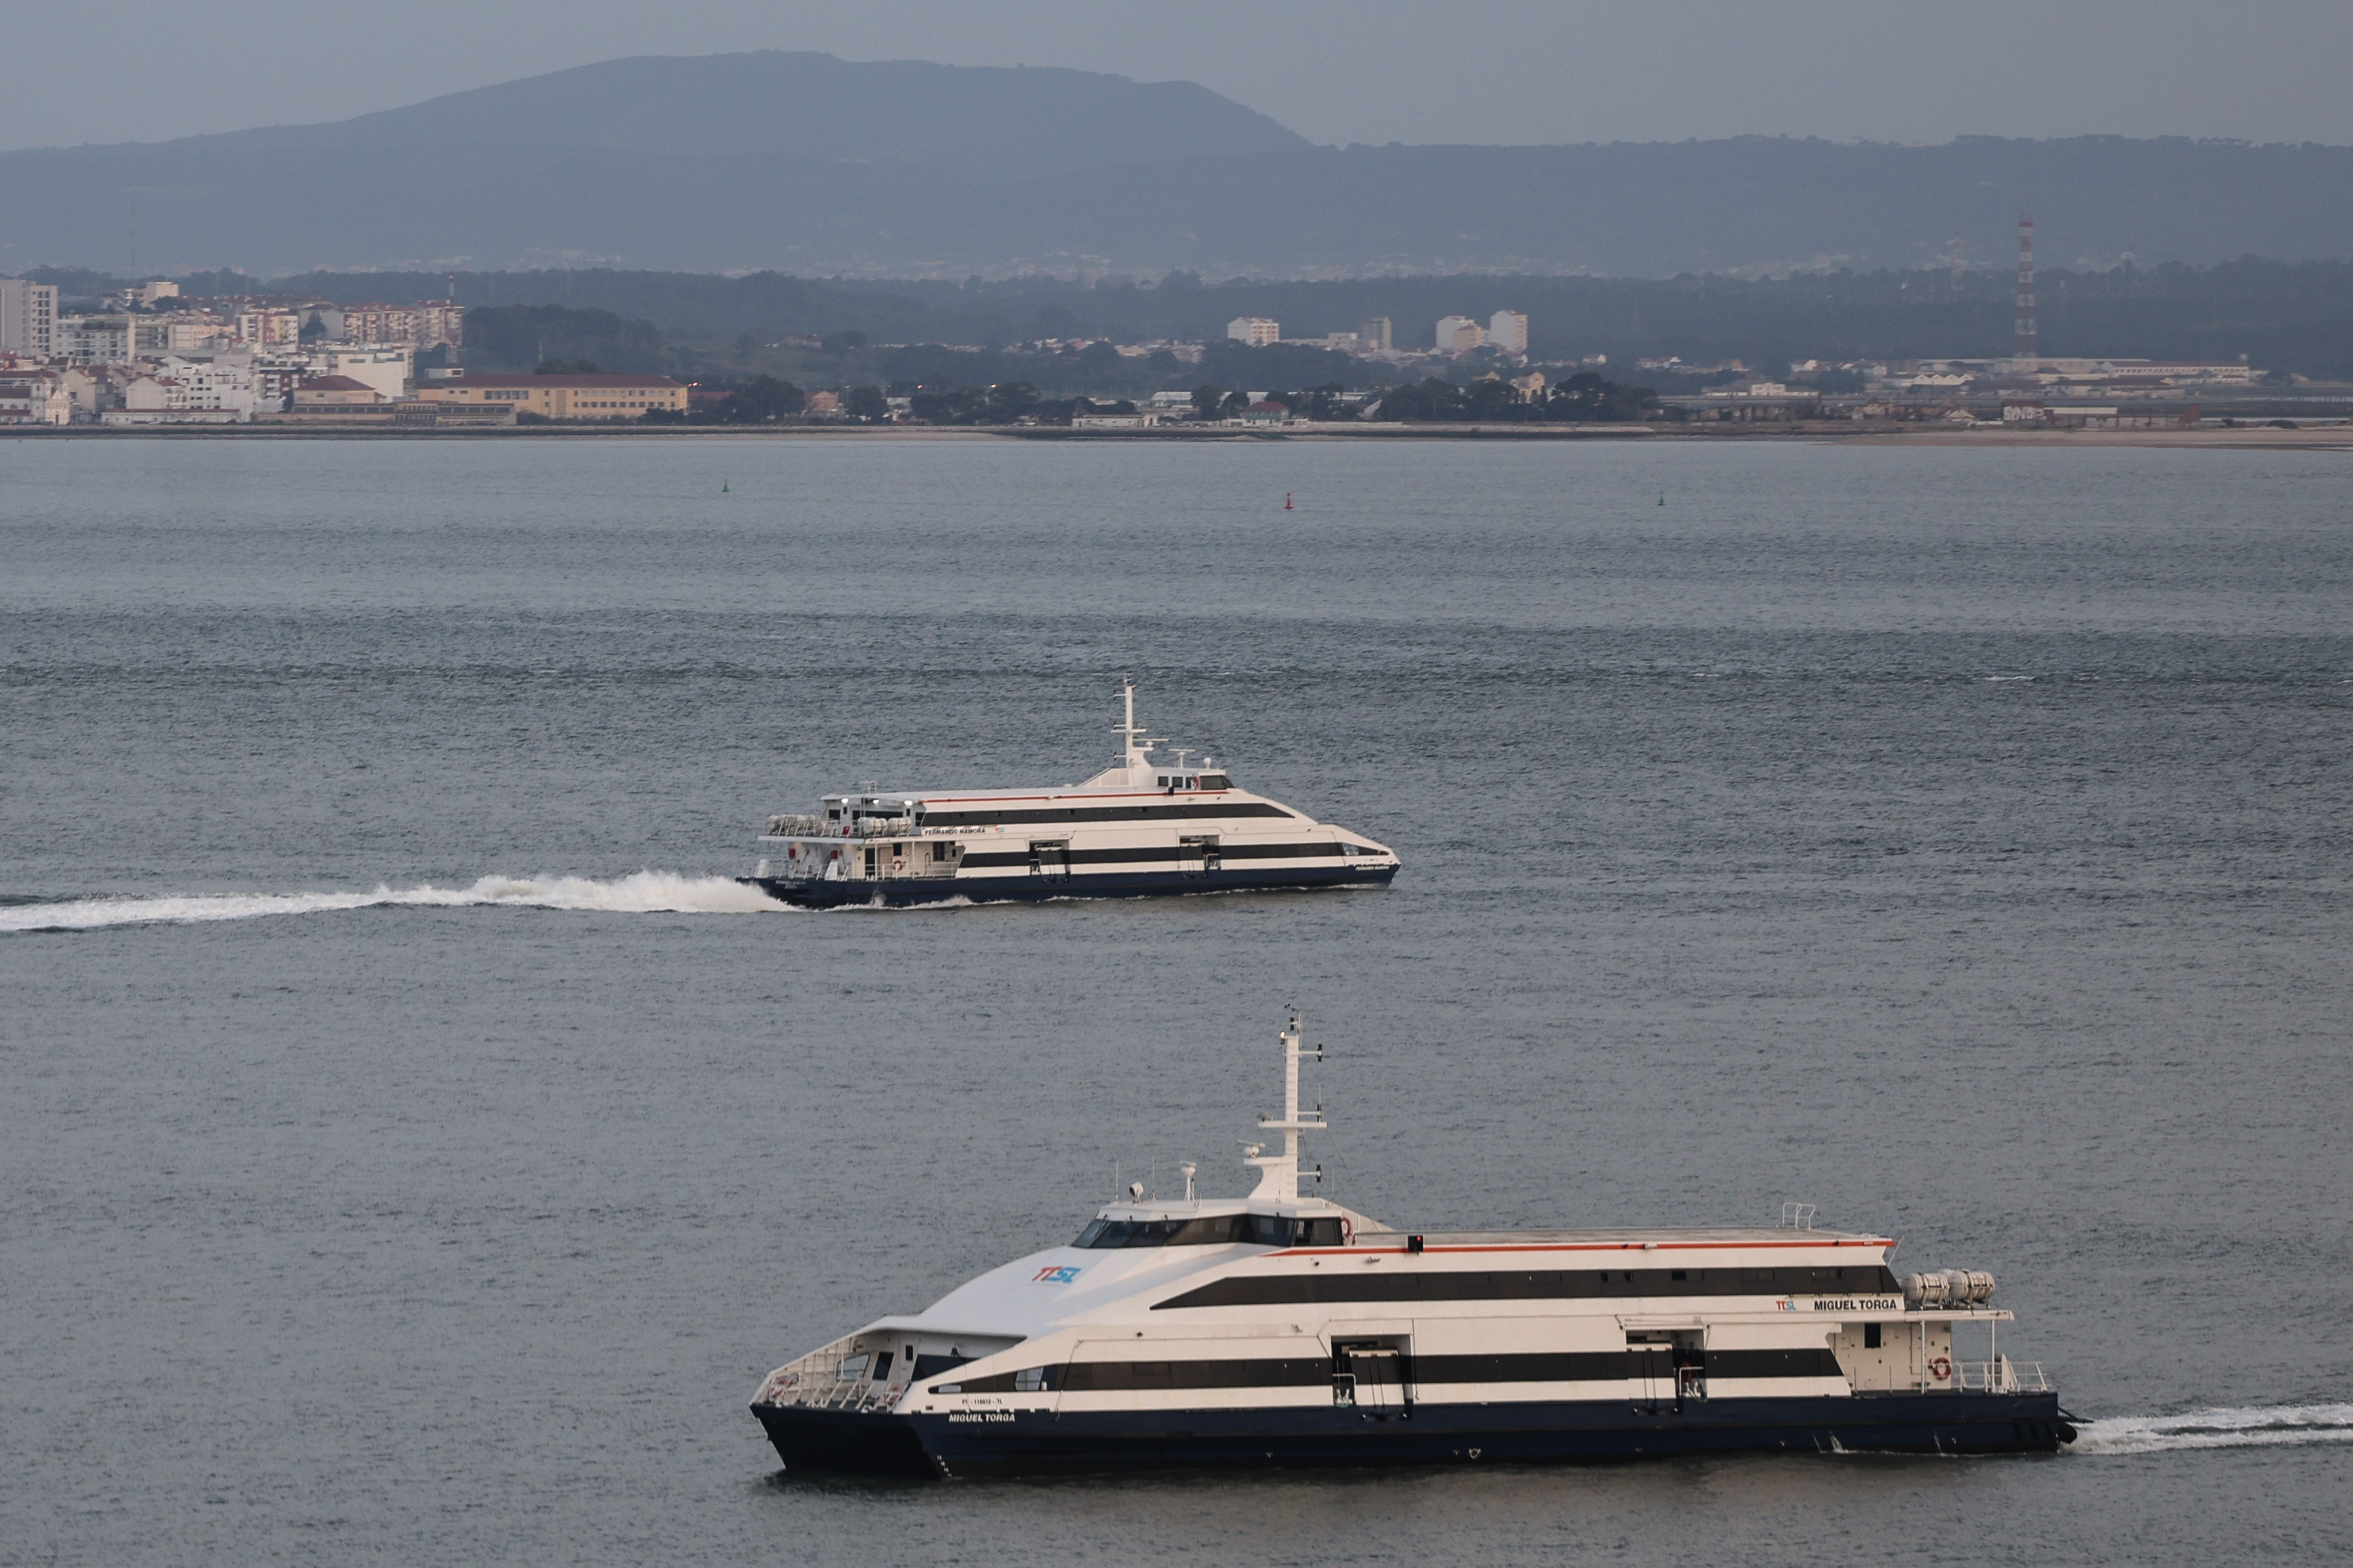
[5,421,2347,449]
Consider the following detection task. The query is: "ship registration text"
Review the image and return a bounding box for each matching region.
[1778,1295,1904,1312]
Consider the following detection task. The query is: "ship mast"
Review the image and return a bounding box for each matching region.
[1245,1013,1325,1202]
[1113,676,1164,774]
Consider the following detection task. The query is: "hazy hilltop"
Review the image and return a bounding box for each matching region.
[157,51,1313,181]
[1,50,2349,278]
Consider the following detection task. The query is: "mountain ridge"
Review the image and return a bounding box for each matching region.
[47,51,1314,180]
[2,52,2349,279]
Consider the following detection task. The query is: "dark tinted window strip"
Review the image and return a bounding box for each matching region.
[951,1358,1329,1394]
[946,1347,1842,1395]
[959,842,1342,871]
[1153,1265,1902,1310]
[922,803,1293,828]
[1419,1348,1843,1383]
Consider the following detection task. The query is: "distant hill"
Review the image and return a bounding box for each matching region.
[154,51,1311,181]
[1,51,2350,278]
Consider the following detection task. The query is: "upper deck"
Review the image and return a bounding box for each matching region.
[759,683,1331,844]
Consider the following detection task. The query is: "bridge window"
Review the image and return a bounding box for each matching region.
[1073,1213,1344,1248]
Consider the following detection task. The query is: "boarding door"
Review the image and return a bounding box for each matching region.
[1177,834,1220,880]
[1629,1340,1674,1412]
[1332,1338,1411,1417]
[1028,838,1071,883]
[1629,1330,1703,1412]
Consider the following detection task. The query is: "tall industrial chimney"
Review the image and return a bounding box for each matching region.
[2014,215,2038,363]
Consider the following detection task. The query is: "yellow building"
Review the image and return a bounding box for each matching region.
[416,372,687,420]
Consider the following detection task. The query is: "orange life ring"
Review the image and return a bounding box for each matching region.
[892,858,905,873]
[1929,1356,1953,1380]
[1341,1217,1355,1245]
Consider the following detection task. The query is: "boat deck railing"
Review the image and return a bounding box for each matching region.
[1954,1358,2052,1393]
[755,1350,908,1414]
[765,813,918,839]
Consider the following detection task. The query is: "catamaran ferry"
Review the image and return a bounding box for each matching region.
[751,1016,2075,1477]
[739,684,1399,908]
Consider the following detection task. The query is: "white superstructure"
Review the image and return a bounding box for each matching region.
[742,684,1399,906]
[751,1016,2071,1477]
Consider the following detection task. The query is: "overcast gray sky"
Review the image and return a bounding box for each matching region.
[5,0,2350,153]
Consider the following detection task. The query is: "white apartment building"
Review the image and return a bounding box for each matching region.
[1,278,60,357]
[62,315,133,363]
[162,313,234,353]
[235,307,305,347]
[104,355,261,424]
[1227,317,1280,346]
[1487,310,1529,355]
[308,344,414,400]
[1436,315,1485,352]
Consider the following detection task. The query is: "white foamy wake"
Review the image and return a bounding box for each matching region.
[2071,1404,2353,1456]
[0,872,791,933]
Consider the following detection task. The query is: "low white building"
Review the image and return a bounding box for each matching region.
[309,343,414,400]
[101,355,261,423]
[1227,317,1280,346]
[1436,315,1485,353]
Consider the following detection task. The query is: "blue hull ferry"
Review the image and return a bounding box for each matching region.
[739,684,1399,908]
[752,1018,2073,1477]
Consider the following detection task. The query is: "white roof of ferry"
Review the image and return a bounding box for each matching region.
[825,682,1239,805]
[1412,1227,1891,1248]
[831,782,1242,804]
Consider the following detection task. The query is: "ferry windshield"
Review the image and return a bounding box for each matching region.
[1074,1213,1344,1249]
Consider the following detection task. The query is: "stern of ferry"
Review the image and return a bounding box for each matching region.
[750,1341,938,1478]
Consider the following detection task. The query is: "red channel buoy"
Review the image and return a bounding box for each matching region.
[1285,492,1294,510]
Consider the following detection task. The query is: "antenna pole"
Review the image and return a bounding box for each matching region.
[2014,214,2038,366]
[1246,1012,1326,1203]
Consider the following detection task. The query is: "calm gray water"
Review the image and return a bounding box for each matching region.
[3,434,2349,1566]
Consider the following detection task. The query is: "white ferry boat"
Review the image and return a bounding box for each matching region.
[739,684,1399,908]
[751,1017,2075,1477]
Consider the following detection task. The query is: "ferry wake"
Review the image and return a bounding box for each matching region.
[751,1016,2075,1477]
[738,683,1399,908]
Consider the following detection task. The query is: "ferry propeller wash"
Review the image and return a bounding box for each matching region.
[738,683,1399,907]
[751,1016,2076,1477]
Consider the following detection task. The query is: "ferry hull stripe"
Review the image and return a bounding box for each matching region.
[741,866,1399,908]
[1154,1266,1901,1310]
[752,1392,2073,1478]
[949,1348,1845,1394]
[919,802,1294,828]
[957,842,1357,870]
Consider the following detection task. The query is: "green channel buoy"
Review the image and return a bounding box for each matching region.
[723,480,730,493]
[1658,493,1665,505]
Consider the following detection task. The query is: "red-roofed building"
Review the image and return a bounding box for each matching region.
[292,374,384,408]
